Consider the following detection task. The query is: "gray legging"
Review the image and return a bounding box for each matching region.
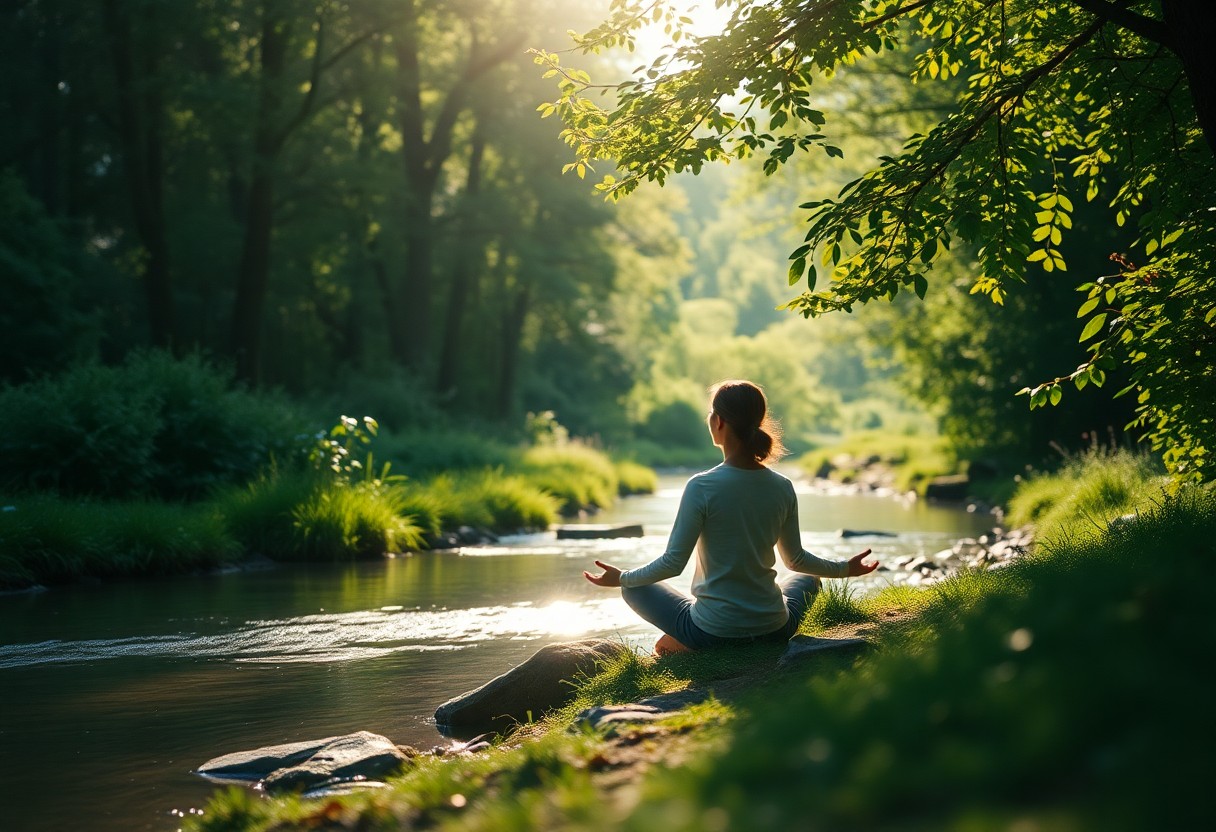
[620,574,822,650]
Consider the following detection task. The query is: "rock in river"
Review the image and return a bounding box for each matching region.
[556,524,644,540]
[197,731,414,795]
[435,638,629,730]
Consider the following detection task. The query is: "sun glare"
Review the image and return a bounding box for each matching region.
[626,0,733,62]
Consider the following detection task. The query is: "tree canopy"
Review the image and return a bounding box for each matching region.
[537,0,1216,481]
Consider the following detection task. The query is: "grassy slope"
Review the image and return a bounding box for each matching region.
[188,455,1215,830]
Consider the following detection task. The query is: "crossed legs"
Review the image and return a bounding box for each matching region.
[621,573,824,654]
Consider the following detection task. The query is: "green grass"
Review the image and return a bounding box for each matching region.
[0,495,239,588]
[1007,448,1163,533]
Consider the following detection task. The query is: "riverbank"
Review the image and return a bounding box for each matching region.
[798,430,1035,511]
[0,445,657,591]
[185,452,1213,830]
[0,352,661,590]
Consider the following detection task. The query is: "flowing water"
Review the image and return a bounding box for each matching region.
[0,475,991,832]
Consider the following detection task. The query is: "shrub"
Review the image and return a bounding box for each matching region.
[0,351,306,499]
[375,428,518,477]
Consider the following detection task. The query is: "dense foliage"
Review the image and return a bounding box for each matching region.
[0,0,678,436]
[0,351,304,498]
[540,0,1216,481]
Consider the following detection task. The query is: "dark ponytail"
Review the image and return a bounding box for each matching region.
[709,379,786,464]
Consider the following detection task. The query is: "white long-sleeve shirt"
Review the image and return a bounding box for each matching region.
[619,464,850,638]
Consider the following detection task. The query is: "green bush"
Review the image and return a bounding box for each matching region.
[0,352,306,499]
[212,468,323,560]
[375,428,519,477]
[0,495,239,588]
[638,400,706,448]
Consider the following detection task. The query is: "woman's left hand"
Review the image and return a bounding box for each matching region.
[846,548,878,577]
[583,560,623,587]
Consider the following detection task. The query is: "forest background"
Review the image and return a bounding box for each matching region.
[1,0,1142,487]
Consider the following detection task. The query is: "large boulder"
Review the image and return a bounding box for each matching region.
[435,638,629,729]
[197,731,413,794]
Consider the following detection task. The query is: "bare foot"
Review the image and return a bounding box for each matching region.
[655,634,692,656]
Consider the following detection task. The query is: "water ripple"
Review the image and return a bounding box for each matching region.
[0,597,639,670]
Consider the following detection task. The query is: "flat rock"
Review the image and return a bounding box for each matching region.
[260,732,412,794]
[198,732,412,795]
[778,636,868,670]
[198,736,341,781]
[435,639,630,729]
[556,524,644,539]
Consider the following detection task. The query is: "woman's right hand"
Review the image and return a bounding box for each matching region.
[583,559,623,587]
[846,548,878,577]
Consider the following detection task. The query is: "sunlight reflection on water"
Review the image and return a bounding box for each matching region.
[0,597,641,669]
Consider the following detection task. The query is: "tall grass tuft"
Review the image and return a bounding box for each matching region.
[801,579,876,633]
[290,483,423,560]
[214,467,423,561]
[1007,448,1162,534]
[614,460,659,496]
[519,443,619,514]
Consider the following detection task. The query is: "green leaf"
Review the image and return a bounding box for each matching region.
[788,257,806,286]
[914,274,928,299]
[1049,385,1062,406]
[1080,313,1107,342]
[1077,297,1099,318]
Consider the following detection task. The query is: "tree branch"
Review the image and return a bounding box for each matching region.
[1068,0,1173,47]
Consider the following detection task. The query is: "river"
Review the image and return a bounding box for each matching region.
[0,474,992,832]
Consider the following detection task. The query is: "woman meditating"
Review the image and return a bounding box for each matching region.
[584,379,877,655]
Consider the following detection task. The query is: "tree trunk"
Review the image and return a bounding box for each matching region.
[230,9,289,384]
[1162,0,1216,156]
[436,119,487,396]
[394,1,435,370]
[496,283,531,421]
[102,0,175,349]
